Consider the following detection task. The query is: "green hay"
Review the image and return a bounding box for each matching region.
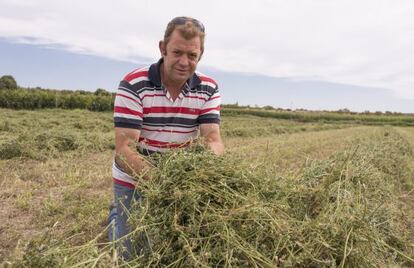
[11,129,414,267]
[122,129,414,267]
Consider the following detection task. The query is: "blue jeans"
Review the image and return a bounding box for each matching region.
[108,183,148,260]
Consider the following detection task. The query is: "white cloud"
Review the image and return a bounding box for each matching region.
[1,0,414,99]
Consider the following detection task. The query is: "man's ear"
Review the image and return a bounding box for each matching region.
[159,41,166,56]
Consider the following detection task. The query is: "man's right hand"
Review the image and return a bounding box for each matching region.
[115,127,153,180]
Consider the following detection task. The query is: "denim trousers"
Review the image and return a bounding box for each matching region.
[108,182,147,260]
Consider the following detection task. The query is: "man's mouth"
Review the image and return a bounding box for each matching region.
[176,69,188,74]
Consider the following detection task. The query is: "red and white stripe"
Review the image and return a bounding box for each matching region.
[113,66,220,188]
[112,162,137,188]
[123,68,150,85]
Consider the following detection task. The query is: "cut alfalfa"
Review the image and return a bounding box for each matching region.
[267,129,414,266]
[13,129,413,267]
[128,147,291,267]
[0,136,37,159]
[0,139,24,159]
[34,131,79,152]
[125,132,414,267]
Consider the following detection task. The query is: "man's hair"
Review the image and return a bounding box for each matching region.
[163,17,206,53]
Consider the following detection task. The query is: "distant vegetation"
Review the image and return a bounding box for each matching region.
[1,75,413,125]
[0,75,18,90]
[222,106,414,126]
[0,85,114,111]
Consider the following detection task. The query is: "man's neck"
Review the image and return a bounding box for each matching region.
[160,64,186,100]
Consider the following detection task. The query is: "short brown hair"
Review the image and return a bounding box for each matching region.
[163,16,206,53]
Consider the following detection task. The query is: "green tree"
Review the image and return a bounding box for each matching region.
[94,88,111,96]
[0,75,18,89]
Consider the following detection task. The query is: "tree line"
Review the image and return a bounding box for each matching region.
[1,75,412,125]
[0,75,114,111]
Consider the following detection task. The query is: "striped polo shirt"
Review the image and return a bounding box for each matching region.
[112,59,221,188]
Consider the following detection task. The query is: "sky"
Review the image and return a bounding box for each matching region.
[0,0,414,112]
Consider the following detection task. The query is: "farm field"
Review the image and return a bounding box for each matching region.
[0,108,413,266]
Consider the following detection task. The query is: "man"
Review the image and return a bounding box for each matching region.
[108,16,224,259]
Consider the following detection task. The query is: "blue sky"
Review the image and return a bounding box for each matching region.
[1,0,413,112]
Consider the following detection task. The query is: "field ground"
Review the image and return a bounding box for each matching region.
[0,108,413,265]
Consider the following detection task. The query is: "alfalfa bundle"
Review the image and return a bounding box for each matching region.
[129,147,291,267]
[126,131,414,267]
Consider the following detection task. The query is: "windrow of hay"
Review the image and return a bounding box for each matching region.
[122,129,413,267]
[13,129,414,267]
[0,130,113,160]
[220,116,349,138]
[0,109,114,160]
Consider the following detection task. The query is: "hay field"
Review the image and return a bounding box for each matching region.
[0,108,413,266]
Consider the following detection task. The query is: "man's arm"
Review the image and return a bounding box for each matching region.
[200,123,224,155]
[115,127,152,179]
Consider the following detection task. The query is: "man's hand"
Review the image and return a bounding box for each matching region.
[115,127,153,180]
[200,123,224,155]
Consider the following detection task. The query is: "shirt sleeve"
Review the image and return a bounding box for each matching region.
[198,85,221,125]
[113,80,143,129]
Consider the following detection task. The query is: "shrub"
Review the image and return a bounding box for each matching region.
[0,75,18,89]
[0,88,114,111]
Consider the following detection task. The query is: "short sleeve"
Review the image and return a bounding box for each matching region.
[198,85,221,125]
[113,80,143,129]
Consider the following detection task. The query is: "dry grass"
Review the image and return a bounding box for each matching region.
[120,128,413,267]
[9,128,413,267]
[0,108,413,267]
[225,126,376,178]
[0,150,113,262]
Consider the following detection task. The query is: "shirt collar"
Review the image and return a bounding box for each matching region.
[148,58,202,89]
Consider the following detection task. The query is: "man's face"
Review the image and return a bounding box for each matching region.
[160,29,202,86]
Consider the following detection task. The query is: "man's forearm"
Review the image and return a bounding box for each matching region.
[115,146,152,179]
[200,123,224,155]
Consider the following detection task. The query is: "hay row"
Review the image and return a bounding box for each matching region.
[14,128,414,267]
[125,129,414,267]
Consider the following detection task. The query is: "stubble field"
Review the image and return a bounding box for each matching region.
[0,108,413,267]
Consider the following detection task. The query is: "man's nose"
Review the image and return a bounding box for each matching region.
[178,55,189,66]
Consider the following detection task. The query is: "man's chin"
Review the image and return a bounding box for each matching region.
[173,73,190,82]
